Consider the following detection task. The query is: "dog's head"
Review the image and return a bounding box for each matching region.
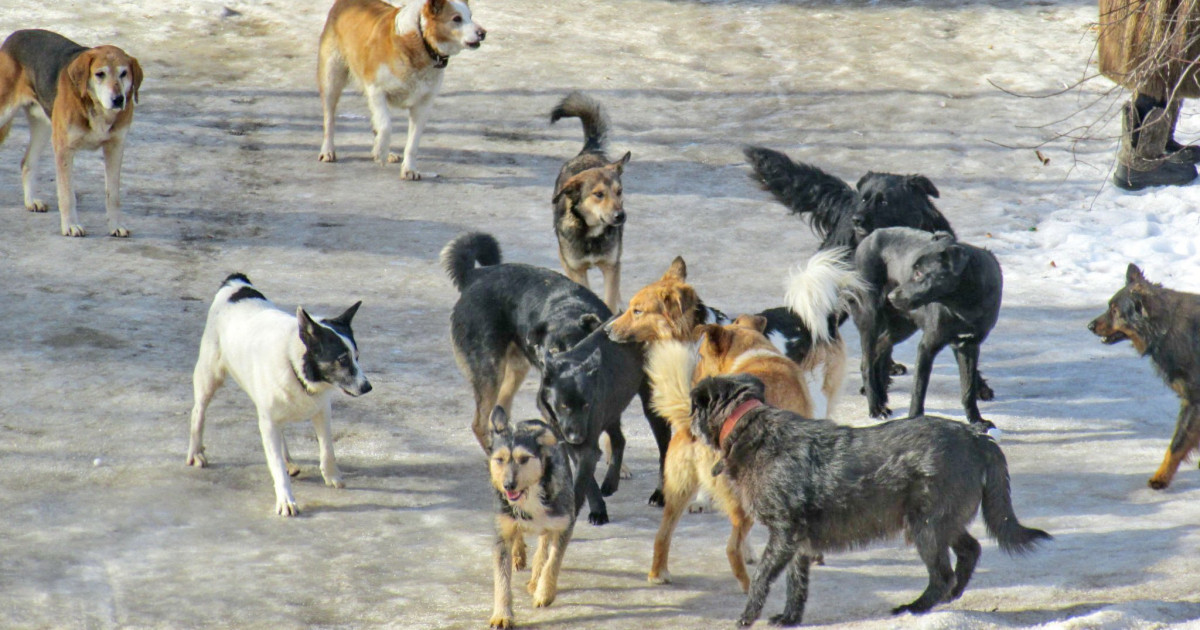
[851,172,952,245]
[297,301,372,397]
[488,406,558,503]
[694,317,775,375]
[605,257,700,343]
[537,343,602,446]
[68,45,142,112]
[887,232,967,310]
[1088,263,1157,354]
[419,0,486,56]
[689,374,767,449]
[554,152,631,234]
[528,312,605,360]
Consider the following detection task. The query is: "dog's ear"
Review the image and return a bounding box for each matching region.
[67,49,96,101]
[129,55,143,104]
[944,245,969,275]
[579,313,603,334]
[702,325,733,356]
[329,301,362,327]
[908,175,939,198]
[1126,263,1147,286]
[609,151,632,175]
[490,405,510,436]
[552,177,583,208]
[296,306,320,341]
[854,173,873,191]
[528,322,549,353]
[663,256,687,282]
[536,427,558,448]
[427,0,447,15]
[734,314,768,333]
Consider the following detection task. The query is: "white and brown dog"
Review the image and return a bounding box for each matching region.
[318,0,485,180]
[0,29,142,237]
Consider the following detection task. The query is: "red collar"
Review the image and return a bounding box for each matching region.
[718,399,763,448]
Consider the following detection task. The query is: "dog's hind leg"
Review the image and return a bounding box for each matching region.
[490,519,517,629]
[317,42,348,163]
[739,526,802,628]
[820,338,846,417]
[893,527,954,615]
[280,437,301,477]
[951,343,988,425]
[770,552,812,626]
[312,399,344,489]
[496,344,530,417]
[947,531,981,601]
[20,106,50,213]
[187,339,224,468]
[258,413,298,516]
[637,382,672,507]
[648,437,699,584]
[599,424,626,497]
[1150,402,1200,489]
[724,501,755,593]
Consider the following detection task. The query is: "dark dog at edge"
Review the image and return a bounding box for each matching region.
[1089,264,1200,490]
[690,374,1050,627]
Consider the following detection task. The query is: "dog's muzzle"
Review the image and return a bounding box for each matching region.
[345,379,373,396]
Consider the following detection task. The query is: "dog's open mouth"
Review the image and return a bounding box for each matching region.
[1100,331,1128,344]
[504,489,525,502]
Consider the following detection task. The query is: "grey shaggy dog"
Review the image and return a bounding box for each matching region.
[689,374,1050,628]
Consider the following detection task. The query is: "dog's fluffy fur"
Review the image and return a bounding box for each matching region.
[0,29,143,236]
[550,92,631,312]
[1089,264,1200,489]
[853,228,1001,425]
[645,317,815,592]
[187,274,371,516]
[744,146,953,252]
[488,407,574,629]
[317,0,485,180]
[690,375,1050,626]
[443,232,670,518]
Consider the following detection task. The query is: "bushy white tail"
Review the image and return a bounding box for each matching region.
[785,247,865,343]
[646,341,698,434]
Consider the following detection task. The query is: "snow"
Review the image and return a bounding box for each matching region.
[2,0,1200,628]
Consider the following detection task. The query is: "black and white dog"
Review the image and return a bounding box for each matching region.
[853,228,1001,426]
[186,274,371,516]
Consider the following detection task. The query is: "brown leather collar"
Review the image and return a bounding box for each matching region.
[718,399,763,448]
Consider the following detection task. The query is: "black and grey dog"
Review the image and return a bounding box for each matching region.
[744,146,953,252]
[854,228,1002,426]
[487,407,575,629]
[690,375,1050,627]
[443,232,670,522]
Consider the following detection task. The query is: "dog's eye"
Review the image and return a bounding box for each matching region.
[593,191,605,200]
[633,309,643,316]
[516,455,530,465]
[94,70,106,79]
[453,15,463,23]
[119,69,128,78]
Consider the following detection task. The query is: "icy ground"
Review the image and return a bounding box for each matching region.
[2,0,1200,628]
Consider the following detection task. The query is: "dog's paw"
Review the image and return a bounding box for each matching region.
[186,450,208,468]
[588,510,609,526]
[325,476,345,489]
[488,614,514,629]
[647,489,665,507]
[532,589,556,608]
[688,496,713,513]
[769,613,803,627]
[1149,476,1170,490]
[275,497,300,517]
[386,153,401,164]
[648,570,671,585]
[61,223,86,237]
[318,150,337,163]
[620,464,633,480]
[737,614,758,627]
[869,403,892,419]
[977,382,995,401]
[401,167,436,181]
[109,225,131,238]
[889,362,908,376]
[600,478,618,497]
[25,199,47,212]
[286,461,301,477]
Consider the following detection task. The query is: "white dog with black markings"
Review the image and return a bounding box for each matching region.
[186,273,372,516]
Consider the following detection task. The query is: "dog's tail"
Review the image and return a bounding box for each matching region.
[744,146,858,240]
[551,91,608,154]
[785,247,866,343]
[979,435,1052,555]
[646,340,698,434]
[440,232,502,292]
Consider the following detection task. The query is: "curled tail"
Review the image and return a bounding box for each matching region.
[440,232,502,292]
[551,91,608,154]
[979,435,1052,555]
[744,146,858,239]
[785,247,866,343]
[646,341,698,434]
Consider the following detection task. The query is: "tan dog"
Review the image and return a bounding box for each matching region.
[0,29,142,237]
[318,0,485,180]
[644,318,814,592]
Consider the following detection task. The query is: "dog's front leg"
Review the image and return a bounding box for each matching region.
[490,520,516,628]
[856,308,891,418]
[739,527,800,628]
[20,108,50,212]
[952,343,987,425]
[572,446,607,525]
[526,533,548,594]
[101,137,129,237]
[598,260,621,314]
[770,552,812,627]
[533,528,571,608]
[365,85,395,166]
[400,101,436,180]
[1150,402,1200,489]
[312,399,344,488]
[187,341,223,468]
[637,383,671,507]
[257,413,298,516]
[599,424,625,496]
[908,335,944,419]
[53,144,84,237]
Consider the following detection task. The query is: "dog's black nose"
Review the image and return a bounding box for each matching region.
[478,28,487,41]
[360,381,373,394]
[112,94,125,108]
[612,210,626,226]
[1087,320,1096,332]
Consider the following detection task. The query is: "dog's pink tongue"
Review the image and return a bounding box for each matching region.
[505,490,522,501]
